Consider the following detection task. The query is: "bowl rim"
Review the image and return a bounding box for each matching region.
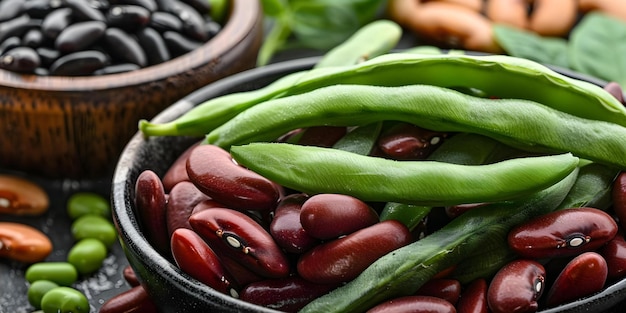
[0,0,260,91]
[112,54,626,313]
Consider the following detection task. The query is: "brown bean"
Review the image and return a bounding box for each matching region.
[487,259,545,313]
[134,169,170,257]
[122,265,140,287]
[366,295,457,313]
[186,144,280,211]
[579,0,626,22]
[456,278,488,313]
[376,123,447,160]
[99,285,158,313]
[297,220,412,284]
[300,193,379,240]
[218,252,264,287]
[269,193,319,254]
[507,207,618,259]
[612,172,626,230]
[529,0,577,37]
[239,276,338,313]
[0,222,52,263]
[296,126,348,147]
[171,228,238,296]
[545,252,608,307]
[604,82,625,104]
[189,207,290,278]
[0,174,49,215]
[415,278,461,306]
[165,181,211,237]
[600,233,626,281]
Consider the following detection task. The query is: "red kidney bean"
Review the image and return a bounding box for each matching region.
[545,252,608,307]
[376,123,448,160]
[612,172,626,230]
[218,252,265,287]
[487,259,545,313]
[189,207,290,278]
[604,82,624,104]
[297,220,412,285]
[161,142,199,192]
[270,193,319,254]
[415,278,461,306]
[165,181,211,237]
[171,228,238,296]
[444,203,488,219]
[600,233,626,281]
[99,285,158,313]
[507,207,618,259]
[300,193,379,240]
[122,265,140,287]
[134,169,170,257]
[456,278,488,313]
[186,144,280,212]
[366,295,457,313]
[239,276,339,313]
[296,126,348,147]
[190,198,227,215]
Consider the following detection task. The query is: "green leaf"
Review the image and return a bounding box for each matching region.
[493,24,569,68]
[260,0,288,16]
[569,12,626,88]
[290,1,361,50]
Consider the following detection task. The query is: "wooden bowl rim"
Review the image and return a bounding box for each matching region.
[0,0,260,92]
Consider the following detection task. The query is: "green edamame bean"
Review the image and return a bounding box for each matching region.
[67,192,110,220]
[140,53,626,137]
[211,84,626,170]
[71,215,117,247]
[299,169,578,313]
[67,238,107,275]
[41,287,89,313]
[28,280,59,309]
[230,143,578,206]
[25,262,78,286]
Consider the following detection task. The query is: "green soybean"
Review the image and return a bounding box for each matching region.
[140,53,626,137]
[25,262,78,286]
[67,192,110,220]
[300,169,578,313]
[231,143,578,206]
[27,280,59,309]
[67,238,108,275]
[71,214,118,247]
[210,84,626,170]
[41,287,89,313]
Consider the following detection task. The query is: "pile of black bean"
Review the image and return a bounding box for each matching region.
[0,0,222,76]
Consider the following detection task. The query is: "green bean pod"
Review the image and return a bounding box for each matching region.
[449,235,517,285]
[379,203,430,231]
[299,169,578,313]
[210,84,626,169]
[230,143,578,206]
[555,162,620,211]
[141,53,626,137]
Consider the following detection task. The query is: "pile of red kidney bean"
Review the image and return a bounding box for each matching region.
[132,84,626,312]
[0,0,220,76]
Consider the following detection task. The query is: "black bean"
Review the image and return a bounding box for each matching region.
[93,62,140,75]
[172,1,208,41]
[64,0,106,22]
[0,46,41,73]
[106,5,151,31]
[136,27,170,65]
[49,50,109,76]
[181,0,211,15]
[23,0,63,19]
[55,21,107,53]
[155,0,177,13]
[104,27,147,67]
[36,46,61,66]
[162,31,202,57]
[0,15,38,42]
[23,28,44,47]
[205,20,221,38]
[41,8,73,39]
[0,0,25,23]
[0,36,21,55]
[149,11,183,33]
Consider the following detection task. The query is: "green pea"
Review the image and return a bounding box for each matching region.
[27,280,59,309]
[71,215,118,247]
[25,262,78,286]
[41,287,89,313]
[67,238,107,275]
[67,192,110,220]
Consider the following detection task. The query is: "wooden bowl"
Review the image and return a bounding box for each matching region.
[0,0,263,178]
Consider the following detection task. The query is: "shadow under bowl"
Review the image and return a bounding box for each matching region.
[0,0,263,178]
[112,55,626,313]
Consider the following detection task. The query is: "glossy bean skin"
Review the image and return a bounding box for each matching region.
[26,262,78,286]
[161,142,199,191]
[415,278,461,305]
[296,126,348,147]
[189,207,290,278]
[104,27,147,67]
[545,252,608,307]
[100,285,159,313]
[487,259,546,313]
[612,172,626,230]
[66,192,111,219]
[186,144,280,211]
[123,265,140,287]
[55,21,107,53]
[0,222,52,263]
[41,287,89,313]
[41,8,73,39]
[269,193,319,254]
[170,228,237,296]
[134,169,170,256]
[377,123,448,160]
[300,193,379,240]
[600,233,626,281]
[508,207,618,259]
[0,175,49,215]
[366,295,457,313]
[239,276,339,313]
[71,214,118,247]
[297,220,412,284]
[136,26,171,66]
[165,181,210,237]
[28,280,59,309]
[106,5,151,31]
[67,238,108,275]
[456,278,488,313]
[0,46,40,72]
[49,50,109,76]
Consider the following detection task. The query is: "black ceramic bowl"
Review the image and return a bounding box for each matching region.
[112,56,626,313]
